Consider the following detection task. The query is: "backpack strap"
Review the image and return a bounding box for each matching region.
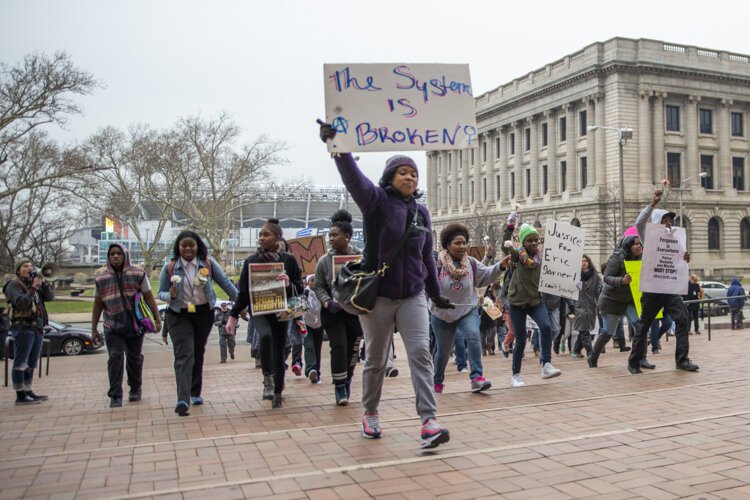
[168,260,176,277]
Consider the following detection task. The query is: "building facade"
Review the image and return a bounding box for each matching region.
[428,37,750,280]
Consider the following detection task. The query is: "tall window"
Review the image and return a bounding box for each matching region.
[524,128,531,151]
[525,168,531,196]
[666,105,680,131]
[495,175,500,198]
[482,178,487,201]
[732,112,744,137]
[741,217,750,249]
[448,186,452,207]
[701,155,714,189]
[437,156,441,176]
[437,188,441,210]
[510,173,515,198]
[447,153,451,174]
[471,149,475,165]
[571,218,581,227]
[667,152,682,185]
[470,181,474,204]
[560,161,567,191]
[708,217,721,250]
[542,164,548,194]
[579,111,587,136]
[733,157,745,190]
[580,156,587,189]
[458,183,462,206]
[699,108,713,134]
[495,137,500,158]
[482,141,487,162]
[559,117,567,142]
[542,123,548,147]
[510,133,515,155]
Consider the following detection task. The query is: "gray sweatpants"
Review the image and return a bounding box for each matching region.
[358,293,437,422]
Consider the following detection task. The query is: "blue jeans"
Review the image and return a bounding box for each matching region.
[601,304,639,339]
[432,310,483,384]
[508,302,552,374]
[11,325,44,392]
[454,326,468,370]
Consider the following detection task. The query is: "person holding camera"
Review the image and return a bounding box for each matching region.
[3,258,54,404]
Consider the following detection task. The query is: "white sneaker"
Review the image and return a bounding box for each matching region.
[541,362,562,379]
[511,374,525,387]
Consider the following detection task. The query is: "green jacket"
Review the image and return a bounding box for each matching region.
[501,224,542,308]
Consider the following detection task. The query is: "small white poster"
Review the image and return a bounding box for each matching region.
[539,219,585,300]
[323,63,477,152]
[640,223,688,295]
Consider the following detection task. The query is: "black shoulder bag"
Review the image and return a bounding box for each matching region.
[333,209,418,315]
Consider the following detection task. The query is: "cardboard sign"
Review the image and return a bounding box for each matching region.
[287,235,327,276]
[323,63,477,152]
[467,246,486,261]
[539,219,585,300]
[640,223,688,295]
[249,263,287,316]
[623,260,663,319]
[332,254,362,284]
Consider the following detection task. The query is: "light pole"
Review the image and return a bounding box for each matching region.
[587,125,633,236]
[678,172,708,227]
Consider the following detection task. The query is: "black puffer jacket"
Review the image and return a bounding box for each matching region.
[597,236,641,315]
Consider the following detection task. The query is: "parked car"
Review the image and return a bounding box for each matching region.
[4,320,103,357]
[698,281,730,317]
[158,302,233,322]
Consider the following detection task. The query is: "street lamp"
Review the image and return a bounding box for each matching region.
[587,125,634,236]
[678,172,708,227]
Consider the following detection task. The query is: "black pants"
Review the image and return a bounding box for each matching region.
[323,309,363,385]
[573,331,593,355]
[630,293,690,367]
[687,305,700,333]
[105,332,144,400]
[254,314,289,394]
[167,308,215,403]
[304,326,325,376]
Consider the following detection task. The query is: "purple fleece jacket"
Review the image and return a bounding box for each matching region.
[334,153,440,300]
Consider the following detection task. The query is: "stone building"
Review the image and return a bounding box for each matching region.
[427,37,750,280]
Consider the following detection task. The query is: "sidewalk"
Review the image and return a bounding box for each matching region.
[1,327,749,499]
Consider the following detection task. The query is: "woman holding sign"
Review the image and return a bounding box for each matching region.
[318,122,454,450]
[227,218,303,408]
[313,209,364,406]
[501,221,562,388]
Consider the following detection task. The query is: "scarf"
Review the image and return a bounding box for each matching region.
[438,249,469,280]
[518,247,542,269]
[95,267,146,329]
[255,244,281,263]
[581,268,594,281]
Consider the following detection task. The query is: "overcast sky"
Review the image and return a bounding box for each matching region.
[3,0,749,186]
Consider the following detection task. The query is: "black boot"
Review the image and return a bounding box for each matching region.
[588,335,609,368]
[616,337,631,352]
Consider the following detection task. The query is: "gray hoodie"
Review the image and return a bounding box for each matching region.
[635,206,674,245]
[430,257,503,323]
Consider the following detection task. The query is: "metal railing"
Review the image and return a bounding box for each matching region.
[683,294,749,341]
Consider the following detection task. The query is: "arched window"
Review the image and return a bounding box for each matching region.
[571,218,581,227]
[741,217,750,250]
[708,217,721,250]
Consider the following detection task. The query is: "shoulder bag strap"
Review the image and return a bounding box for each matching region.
[116,273,139,333]
[379,208,419,276]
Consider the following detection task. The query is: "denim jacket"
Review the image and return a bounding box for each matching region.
[158,256,238,312]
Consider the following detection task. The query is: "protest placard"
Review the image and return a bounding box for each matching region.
[332,254,362,284]
[467,246,486,261]
[287,235,327,276]
[323,63,477,152]
[623,260,663,319]
[539,219,585,300]
[640,223,688,295]
[249,262,287,316]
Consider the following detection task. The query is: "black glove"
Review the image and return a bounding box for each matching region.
[432,296,455,309]
[327,300,343,313]
[317,119,336,143]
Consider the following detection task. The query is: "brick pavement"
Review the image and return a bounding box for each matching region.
[2,328,750,499]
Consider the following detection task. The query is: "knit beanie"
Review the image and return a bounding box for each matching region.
[518,224,539,244]
[383,155,419,178]
[15,258,33,275]
[623,226,639,237]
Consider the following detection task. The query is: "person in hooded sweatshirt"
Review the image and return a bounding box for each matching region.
[92,244,161,408]
[628,187,699,374]
[727,278,746,330]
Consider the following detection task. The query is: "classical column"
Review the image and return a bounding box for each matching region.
[545,109,558,195]
[718,99,732,190]
[427,152,438,213]
[487,129,497,202]
[449,150,458,209]
[514,122,523,200]
[499,126,509,202]
[638,90,653,184]
[686,95,700,186]
[652,92,666,180]
[582,96,595,187]
[461,148,470,209]
[473,144,482,206]
[564,103,576,192]
[594,93,606,186]
[528,116,539,197]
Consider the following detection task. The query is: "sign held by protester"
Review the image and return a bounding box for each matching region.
[623,260,663,319]
[640,223,688,295]
[323,63,477,152]
[332,255,362,284]
[287,235,327,276]
[249,263,287,316]
[539,219,585,300]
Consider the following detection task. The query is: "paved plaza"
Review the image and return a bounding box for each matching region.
[2,325,750,499]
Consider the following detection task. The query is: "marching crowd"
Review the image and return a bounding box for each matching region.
[2,122,747,450]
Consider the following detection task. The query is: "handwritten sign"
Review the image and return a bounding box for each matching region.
[539,219,585,300]
[287,235,327,276]
[640,223,688,295]
[623,260,663,319]
[323,63,477,152]
[332,254,362,284]
[249,263,287,316]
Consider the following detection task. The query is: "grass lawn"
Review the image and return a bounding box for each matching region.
[46,300,94,314]
[147,278,235,301]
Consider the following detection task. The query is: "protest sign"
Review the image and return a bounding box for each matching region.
[623,260,663,319]
[467,246,486,261]
[332,254,362,284]
[323,63,477,152]
[539,219,585,300]
[640,223,688,295]
[249,262,287,316]
[287,235,327,276]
